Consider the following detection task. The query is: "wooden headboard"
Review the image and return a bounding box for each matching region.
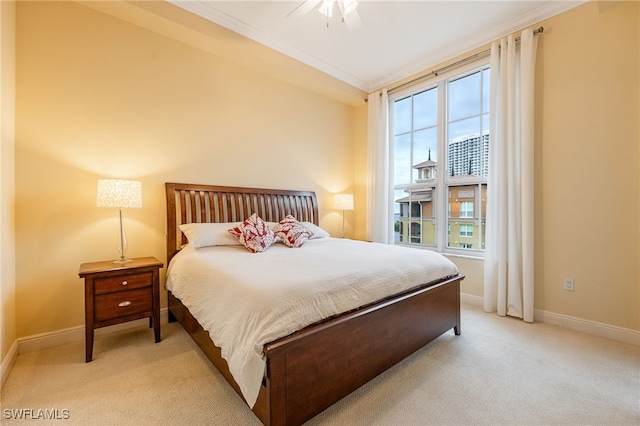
[165,183,319,263]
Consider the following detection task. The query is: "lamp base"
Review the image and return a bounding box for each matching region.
[114,209,131,265]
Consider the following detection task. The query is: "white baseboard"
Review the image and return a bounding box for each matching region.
[17,308,170,355]
[533,309,640,346]
[1,339,18,390]
[460,293,484,307]
[461,292,640,346]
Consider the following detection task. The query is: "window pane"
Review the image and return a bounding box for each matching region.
[412,128,437,183]
[448,71,481,121]
[394,96,412,134]
[413,87,437,129]
[394,134,411,185]
[448,185,479,249]
[395,186,436,247]
[448,117,484,177]
[448,116,481,142]
[449,116,481,142]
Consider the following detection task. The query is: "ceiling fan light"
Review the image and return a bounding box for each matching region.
[318,0,334,17]
[341,0,358,15]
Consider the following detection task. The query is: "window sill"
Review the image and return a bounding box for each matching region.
[442,252,484,261]
[394,242,485,260]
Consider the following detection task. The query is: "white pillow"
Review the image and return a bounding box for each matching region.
[301,222,330,239]
[179,222,242,248]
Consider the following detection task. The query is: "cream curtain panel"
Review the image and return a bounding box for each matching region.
[483,28,539,322]
[366,89,393,244]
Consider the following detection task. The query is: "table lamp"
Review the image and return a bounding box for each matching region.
[334,193,354,238]
[96,179,142,264]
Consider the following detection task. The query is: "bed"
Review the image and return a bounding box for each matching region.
[165,182,464,426]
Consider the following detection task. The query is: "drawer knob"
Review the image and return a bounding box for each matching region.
[121,280,128,286]
[118,301,132,307]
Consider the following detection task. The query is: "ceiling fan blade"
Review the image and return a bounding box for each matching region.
[343,9,362,31]
[287,0,322,18]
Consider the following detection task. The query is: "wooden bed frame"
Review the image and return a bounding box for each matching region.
[165,182,463,426]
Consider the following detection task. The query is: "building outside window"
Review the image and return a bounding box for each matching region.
[392,63,489,255]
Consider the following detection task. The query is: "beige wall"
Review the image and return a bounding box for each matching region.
[1,0,16,369]
[14,1,364,338]
[533,1,638,330]
[5,0,639,353]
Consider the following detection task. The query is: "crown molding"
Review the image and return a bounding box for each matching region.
[370,0,587,91]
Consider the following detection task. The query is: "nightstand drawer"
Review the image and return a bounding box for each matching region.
[94,272,152,295]
[94,288,152,322]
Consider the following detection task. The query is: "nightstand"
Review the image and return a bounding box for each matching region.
[79,257,163,362]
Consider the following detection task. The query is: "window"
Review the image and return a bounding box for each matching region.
[391,63,489,254]
[460,201,473,218]
[459,224,474,237]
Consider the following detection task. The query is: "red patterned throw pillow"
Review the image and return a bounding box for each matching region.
[228,213,276,253]
[273,215,313,248]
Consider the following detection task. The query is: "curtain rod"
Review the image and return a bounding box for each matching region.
[386,26,544,95]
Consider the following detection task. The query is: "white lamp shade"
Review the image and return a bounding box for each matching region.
[334,193,354,211]
[96,179,142,208]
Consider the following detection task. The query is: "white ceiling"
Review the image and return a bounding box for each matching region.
[168,1,584,92]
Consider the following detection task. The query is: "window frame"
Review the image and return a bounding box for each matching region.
[389,58,489,257]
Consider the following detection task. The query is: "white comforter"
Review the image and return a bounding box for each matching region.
[165,237,458,408]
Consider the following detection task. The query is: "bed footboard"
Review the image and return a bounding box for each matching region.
[264,275,461,426]
[168,274,462,426]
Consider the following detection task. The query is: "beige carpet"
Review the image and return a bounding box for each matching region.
[1,304,638,425]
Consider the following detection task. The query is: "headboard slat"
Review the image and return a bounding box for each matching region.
[166,183,319,263]
[199,191,207,223]
[179,190,187,227]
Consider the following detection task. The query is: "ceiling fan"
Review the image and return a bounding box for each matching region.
[287,0,363,30]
